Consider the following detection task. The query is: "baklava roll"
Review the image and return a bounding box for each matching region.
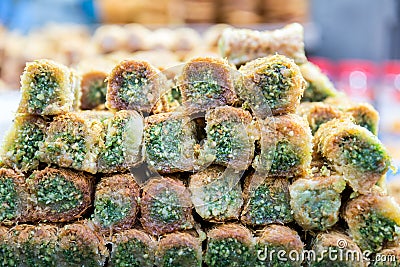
[1,115,46,172]
[27,167,94,222]
[15,224,58,267]
[371,246,400,266]
[106,60,167,113]
[77,58,114,110]
[238,54,306,116]
[199,106,255,170]
[0,168,29,223]
[0,226,19,266]
[346,102,379,135]
[179,57,236,113]
[57,222,108,267]
[109,229,156,267]
[205,223,255,267]
[156,232,202,267]
[300,61,338,102]
[97,110,144,173]
[140,177,194,235]
[308,232,364,267]
[241,173,293,226]
[219,23,307,66]
[297,102,343,134]
[189,166,243,222]
[290,175,346,231]
[144,112,197,173]
[93,174,140,233]
[253,114,312,177]
[38,111,113,174]
[18,59,81,115]
[344,191,400,252]
[255,224,304,267]
[314,119,392,193]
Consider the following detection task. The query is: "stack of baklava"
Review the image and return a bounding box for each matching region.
[0,23,399,267]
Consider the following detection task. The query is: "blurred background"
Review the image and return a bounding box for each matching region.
[0,0,399,181]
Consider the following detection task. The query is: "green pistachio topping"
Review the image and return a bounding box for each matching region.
[0,177,18,221]
[263,140,300,174]
[94,194,132,228]
[100,117,127,168]
[27,70,59,113]
[118,70,149,105]
[111,238,153,267]
[205,238,253,267]
[149,189,183,223]
[23,240,56,267]
[0,243,18,267]
[161,246,199,267]
[255,244,299,267]
[87,79,107,108]
[37,175,82,213]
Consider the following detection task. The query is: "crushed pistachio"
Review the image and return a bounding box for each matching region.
[93,194,132,228]
[87,79,107,108]
[302,81,330,102]
[0,243,18,267]
[309,246,355,267]
[111,238,153,267]
[23,240,56,267]
[0,177,18,221]
[205,238,253,267]
[27,70,59,113]
[185,69,224,104]
[118,70,150,105]
[100,117,127,167]
[255,244,299,267]
[36,175,82,213]
[161,246,199,267]
[149,189,183,223]
[61,242,99,267]
[352,112,376,134]
[263,140,300,174]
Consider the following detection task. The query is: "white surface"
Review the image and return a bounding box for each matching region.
[0,91,21,143]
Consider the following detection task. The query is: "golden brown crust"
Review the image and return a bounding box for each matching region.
[28,167,94,222]
[94,174,140,233]
[157,232,202,256]
[80,71,107,110]
[297,102,343,134]
[112,228,156,248]
[140,177,194,236]
[207,223,253,246]
[205,105,252,125]
[258,224,303,251]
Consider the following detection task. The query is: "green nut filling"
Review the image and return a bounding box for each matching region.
[302,82,330,102]
[87,79,107,107]
[208,122,243,164]
[255,244,298,267]
[295,188,341,230]
[167,87,182,104]
[23,241,56,267]
[340,135,388,172]
[202,182,242,219]
[205,238,253,267]
[46,128,86,168]
[94,194,132,228]
[37,175,82,213]
[101,117,127,167]
[0,177,18,221]
[118,70,149,105]
[352,113,376,134]
[265,140,300,174]
[309,246,355,267]
[27,70,59,113]
[358,211,399,252]
[255,63,294,110]
[0,243,18,267]
[11,122,44,169]
[161,246,199,267]
[185,68,224,103]
[112,238,153,267]
[247,184,292,225]
[62,243,99,267]
[149,189,183,223]
[145,119,183,168]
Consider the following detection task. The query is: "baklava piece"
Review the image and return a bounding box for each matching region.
[93,174,140,233]
[199,106,255,170]
[1,115,46,172]
[255,225,304,267]
[38,111,112,174]
[57,222,108,267]
[205,223,255,267]
[0,226,19,266]
[109,229,156,267]
[290,175,346,231]
[98,110,144,173]
[144,112,197,173]
[344,191,400,253]
[106,59,167,113]
[308,232,364,267]
[27,167,94,222]
[189,166,243,222]
[297,102,343,134]
[314,119,391,193]
[179,57,236,113]
[346,102,379,135]
[300,61,338,102]
[238,54,306,116]
[241,173,293,226]
[15,224,58,267]
[253,114,312,177]
[219,23,307,66]
[140,177,194,235]
[0,168,29,223]
[18,59,80,115]
[371,246,400,266]
[156,232,202,267]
